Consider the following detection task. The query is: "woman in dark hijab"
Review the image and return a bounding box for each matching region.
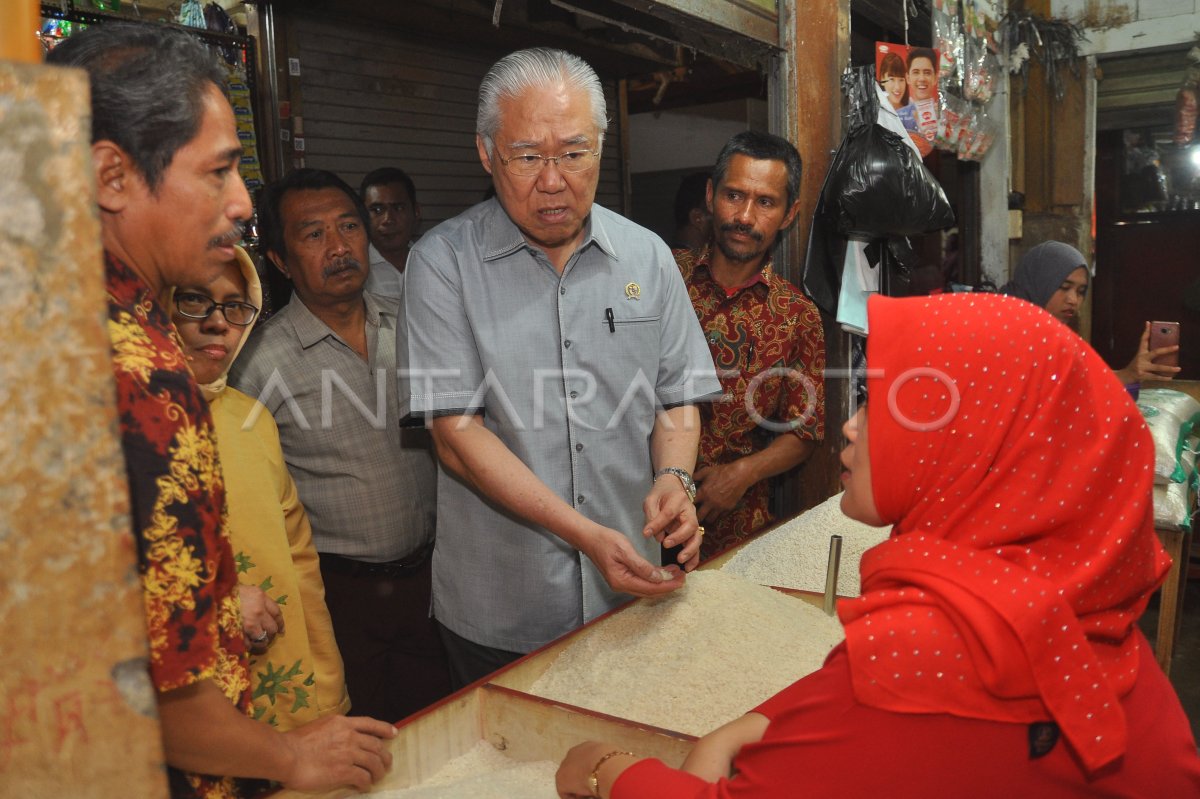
[1002,240,1179,388]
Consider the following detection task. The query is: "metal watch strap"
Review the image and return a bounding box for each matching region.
[653,467,696,502]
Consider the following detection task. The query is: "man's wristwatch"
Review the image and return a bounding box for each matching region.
[653,467,696,503]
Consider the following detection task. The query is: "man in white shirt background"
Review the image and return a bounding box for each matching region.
[360,167,421,300]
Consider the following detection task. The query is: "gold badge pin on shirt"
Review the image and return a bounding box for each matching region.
[624,282,641,300]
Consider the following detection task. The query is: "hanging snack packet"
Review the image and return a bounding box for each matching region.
[935,94,968,152]
[933,0,962,87]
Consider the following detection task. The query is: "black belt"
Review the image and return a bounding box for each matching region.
[320,542,433,579]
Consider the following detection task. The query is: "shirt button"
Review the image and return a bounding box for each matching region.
[564,340,572,349]
[560,287,566,295]
[576,443,584,452]
[569,390,579,399]
[577,495,586,504]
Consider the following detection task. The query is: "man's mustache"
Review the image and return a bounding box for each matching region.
[323,256,361,279]
[719,222,763,242]
[209,222,246,249]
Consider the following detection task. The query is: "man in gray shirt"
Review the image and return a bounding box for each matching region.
[231,168,448,721]
[399,48,722,688]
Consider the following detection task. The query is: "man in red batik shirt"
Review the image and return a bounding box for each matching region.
[675,131,825,559]
[50,23,396,799]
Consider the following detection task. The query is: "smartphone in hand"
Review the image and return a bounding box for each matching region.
[661,540,684,568]
[1148,321,1181,368]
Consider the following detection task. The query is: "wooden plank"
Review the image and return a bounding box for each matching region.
[266,684,693,797]
[1052,68,1088,208]
[782,0,851,514]
[1154,526,1193,675]
[480,685,694,768]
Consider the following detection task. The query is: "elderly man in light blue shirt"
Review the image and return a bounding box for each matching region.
[399,47,721,688]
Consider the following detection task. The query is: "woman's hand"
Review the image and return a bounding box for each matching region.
[1118,322,1182,384]
[556,741,641,799]
[680,712,769,783]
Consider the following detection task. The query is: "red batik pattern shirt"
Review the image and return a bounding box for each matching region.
[675,247,825,558]
[106,253,262,799]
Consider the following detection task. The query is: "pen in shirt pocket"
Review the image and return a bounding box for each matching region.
[605,307,615,333]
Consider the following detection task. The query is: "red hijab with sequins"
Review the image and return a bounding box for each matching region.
[839,293,1170,773]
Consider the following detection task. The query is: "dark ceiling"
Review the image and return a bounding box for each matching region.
[280,0,932,115]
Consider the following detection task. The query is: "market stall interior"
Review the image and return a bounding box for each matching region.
[4,0,1200,795]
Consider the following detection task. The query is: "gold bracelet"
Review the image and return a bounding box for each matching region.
[587,749,635,798]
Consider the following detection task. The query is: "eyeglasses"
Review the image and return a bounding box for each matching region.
[496,149,600,176]
[175,292,260,326]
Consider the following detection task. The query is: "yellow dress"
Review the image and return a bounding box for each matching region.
[210,382,351,728]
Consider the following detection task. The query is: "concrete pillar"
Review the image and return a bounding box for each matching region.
[0,60,167,797]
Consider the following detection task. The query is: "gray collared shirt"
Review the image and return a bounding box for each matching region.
[399,198,721,652]
[231,291,436,561]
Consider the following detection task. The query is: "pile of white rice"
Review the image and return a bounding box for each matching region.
[528,570,844,736]
[721,492,889,596]
[363,741,558,799]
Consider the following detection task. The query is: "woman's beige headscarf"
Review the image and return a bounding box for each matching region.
[167,245,263,401]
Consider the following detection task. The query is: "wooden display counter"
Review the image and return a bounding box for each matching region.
[268,518,838,797]
[268,682,694,798]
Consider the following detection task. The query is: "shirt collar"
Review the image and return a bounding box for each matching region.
[105,251,154,307]
[693,244,774,292]
[285,291,389,350]
[480,197,615,263]
[368,242,389,268]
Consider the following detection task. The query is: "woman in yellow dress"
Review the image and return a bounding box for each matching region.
[170,247,350,729]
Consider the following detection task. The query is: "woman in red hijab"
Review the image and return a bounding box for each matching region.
[557,293,1200,799]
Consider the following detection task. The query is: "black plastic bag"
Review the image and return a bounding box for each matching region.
[803,67,955,315]
[828,67,955,237]
[801,130,847,316]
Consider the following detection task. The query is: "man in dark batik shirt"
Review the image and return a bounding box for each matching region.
[50,24,396,799]
[675,131,826,559]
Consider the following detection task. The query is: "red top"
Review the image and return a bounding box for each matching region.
[675,246,825,557]
[613,639,1200,798]
[613,293,1197,797]
[107,253,261,799]
[843,294,1170,772]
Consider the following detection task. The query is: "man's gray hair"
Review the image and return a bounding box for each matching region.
[476,48,608,156]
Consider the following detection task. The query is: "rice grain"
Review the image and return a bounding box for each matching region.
[721,492,889,596]
[528,571,844,736]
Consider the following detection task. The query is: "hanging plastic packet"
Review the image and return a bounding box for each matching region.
[934,94,966,153]
[963,4,1001,104]
[965,117,999,162]
[963,39,992,103]
[933,0,963,88]
[1172,46,1200,146]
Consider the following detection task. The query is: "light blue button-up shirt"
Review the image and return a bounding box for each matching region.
[399,198,721,652]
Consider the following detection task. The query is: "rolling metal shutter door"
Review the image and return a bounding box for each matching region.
[292,14,625,232]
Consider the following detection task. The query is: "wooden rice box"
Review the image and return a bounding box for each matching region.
[265,683,695,798]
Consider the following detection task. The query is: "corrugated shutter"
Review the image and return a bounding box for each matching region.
[291,14,624,232]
